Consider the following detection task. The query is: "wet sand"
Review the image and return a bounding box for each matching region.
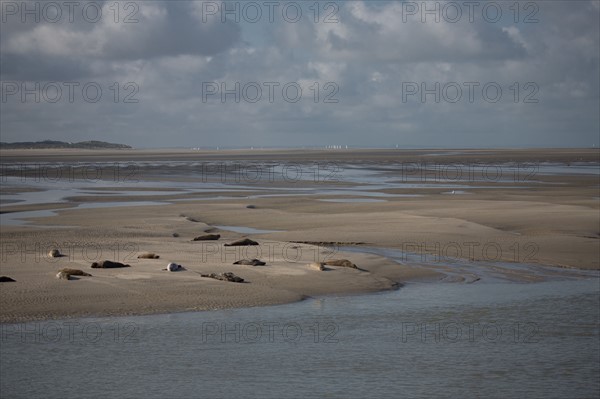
[0,148,598,322]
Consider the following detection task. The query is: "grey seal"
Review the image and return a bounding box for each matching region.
[193,234,220,241]
[91,260,131,269]
[224,238,259,247]
[233,259,266,266]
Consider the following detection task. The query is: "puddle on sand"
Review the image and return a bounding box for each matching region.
[0,201,168,226]
[0,209,62,226]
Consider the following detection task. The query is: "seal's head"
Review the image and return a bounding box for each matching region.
[48,249,61,257]
[91,262,100,268]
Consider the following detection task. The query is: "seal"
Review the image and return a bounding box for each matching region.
[165,262,184,272]
[224,238,259,246]
[233,259,266,266]
[48,249,62,258]
[200,272,244,283]
[324,259,358,269]
[91,260,131,268]
[137,253,160,259]
[58,268,92,277]
[0,276,16,282]
[193,234,220,241]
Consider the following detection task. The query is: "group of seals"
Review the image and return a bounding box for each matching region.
[91,260,131,269]
[193,234,220,241]
[233,259,266,266]
[224,238,259,246]
[137,253,160,259]
[200,272,244,283]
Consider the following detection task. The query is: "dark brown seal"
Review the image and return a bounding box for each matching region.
[224,238,259,247]
[233,259,266,266]
[58,268,92,276]
[91,260,131,269]
[200,272,245,283]
[193,234,221,241]
[137,253,160,259]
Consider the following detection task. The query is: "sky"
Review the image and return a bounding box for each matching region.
[1,0,599,148]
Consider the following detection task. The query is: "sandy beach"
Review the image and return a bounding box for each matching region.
[1,148,598,322]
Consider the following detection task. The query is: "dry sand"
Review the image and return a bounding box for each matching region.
[1,148,598,322]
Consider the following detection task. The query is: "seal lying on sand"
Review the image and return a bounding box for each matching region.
[0,276,16,282]
[91,260,131,269]
[137,253,160,259]
[200,272,244,283]
[324,259,358,269]
[233,259,266,266]
[58,268,92,277]
[164,262,184,272]
[193,234,220,241]
[224,238,259,246]
[48,249,62,257]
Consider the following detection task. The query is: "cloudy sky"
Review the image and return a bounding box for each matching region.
[1,0,598,148]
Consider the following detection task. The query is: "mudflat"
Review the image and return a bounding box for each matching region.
[0,148,598,322]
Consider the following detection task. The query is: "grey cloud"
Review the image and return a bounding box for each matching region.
[0,1,598,148]
[0,1,240,81]
[97,2,241,60]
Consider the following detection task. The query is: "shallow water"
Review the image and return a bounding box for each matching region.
[341,246,600,283]
[1,279,598,398]
[6,159,593,220]
[0,209,61,226]
[0,201,168,226]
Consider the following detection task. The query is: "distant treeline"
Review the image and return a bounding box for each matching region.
[0,140,132,149]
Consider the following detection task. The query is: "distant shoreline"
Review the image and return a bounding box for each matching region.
[1,147,598,164]
[0,140,131,150]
